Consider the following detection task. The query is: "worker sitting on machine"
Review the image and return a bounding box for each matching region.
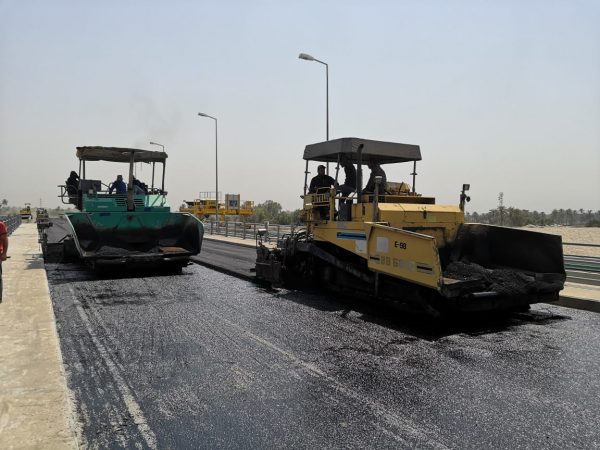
[109,175,127,194]
[308,165,335,193]
[337,155,356,198]
[363,160,387,195]
[308,164,335,220]
[336,155,356,220]
[132,176,148,195]
[65,171,79,205]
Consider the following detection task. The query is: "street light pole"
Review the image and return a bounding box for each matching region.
[197,113,219,226]
[149,141,165,152]
[299,52,329,172]
[326,62,329,141]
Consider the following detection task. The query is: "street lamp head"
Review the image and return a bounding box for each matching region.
[149,141,165,152]
[198,112,217,121]
[299,53,315,61]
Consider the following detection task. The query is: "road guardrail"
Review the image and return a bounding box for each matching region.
[0,215,22,235]
[203,220,298,243]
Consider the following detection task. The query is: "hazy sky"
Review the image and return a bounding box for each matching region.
[1,0,599,213]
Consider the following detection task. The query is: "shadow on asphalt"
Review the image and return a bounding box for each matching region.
[45,261,571,340]
[269,286,571,341]
[44,263,195,284]
[24,254,45,270]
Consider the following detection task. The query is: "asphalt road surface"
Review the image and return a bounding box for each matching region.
[192,239,256,280]
[46,260,600,449]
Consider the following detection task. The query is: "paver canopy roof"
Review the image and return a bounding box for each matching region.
[303,137,421,164]
[76,146,168,163]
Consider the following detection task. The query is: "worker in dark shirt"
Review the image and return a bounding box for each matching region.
[65,171,79,194]
[132,176,148,194]
[308,165,335,193]
[364,160,387,193]
[337,155,356,198]
[336,155,357,220]
[109,175,127,194]
[65,170,80,206]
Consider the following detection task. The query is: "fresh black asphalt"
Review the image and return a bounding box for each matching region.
[46,248,600,449]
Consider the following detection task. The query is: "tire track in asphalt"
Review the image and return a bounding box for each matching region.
[168,285,451,448]
[69,287,158,449]
[206,312,451,449]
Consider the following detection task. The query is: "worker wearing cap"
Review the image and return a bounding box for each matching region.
[0,220,8,303]
[308,165,335,193]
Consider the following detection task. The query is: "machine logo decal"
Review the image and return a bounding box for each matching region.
[336,232,366,240]
[355,240,367,254]
[376,237,389,253]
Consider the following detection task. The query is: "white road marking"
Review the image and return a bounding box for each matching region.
[69,287,157,449]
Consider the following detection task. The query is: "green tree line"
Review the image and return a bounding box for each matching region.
[3,197,598,227]
[465,207,600,227]
[246,200,303,225]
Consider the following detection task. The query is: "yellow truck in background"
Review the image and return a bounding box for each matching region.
[181,193,254,218]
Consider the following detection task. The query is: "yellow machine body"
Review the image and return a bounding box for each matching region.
[305,191,458,291]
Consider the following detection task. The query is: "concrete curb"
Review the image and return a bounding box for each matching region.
[203,234,276,249]
[0,223,79,449]
[554,296,600,314]
[203,235,257,249]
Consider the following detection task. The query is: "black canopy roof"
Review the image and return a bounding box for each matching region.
[76,146,168,163]
[303,137,421,164]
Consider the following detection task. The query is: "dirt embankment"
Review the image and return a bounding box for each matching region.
[519,226,600,257]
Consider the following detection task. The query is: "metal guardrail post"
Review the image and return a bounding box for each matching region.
[242,222,246,239]
[277,224,280,241]
[225,219,228,237]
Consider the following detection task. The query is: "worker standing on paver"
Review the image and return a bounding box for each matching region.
[109,174,127,194]
[0,219,8,303]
